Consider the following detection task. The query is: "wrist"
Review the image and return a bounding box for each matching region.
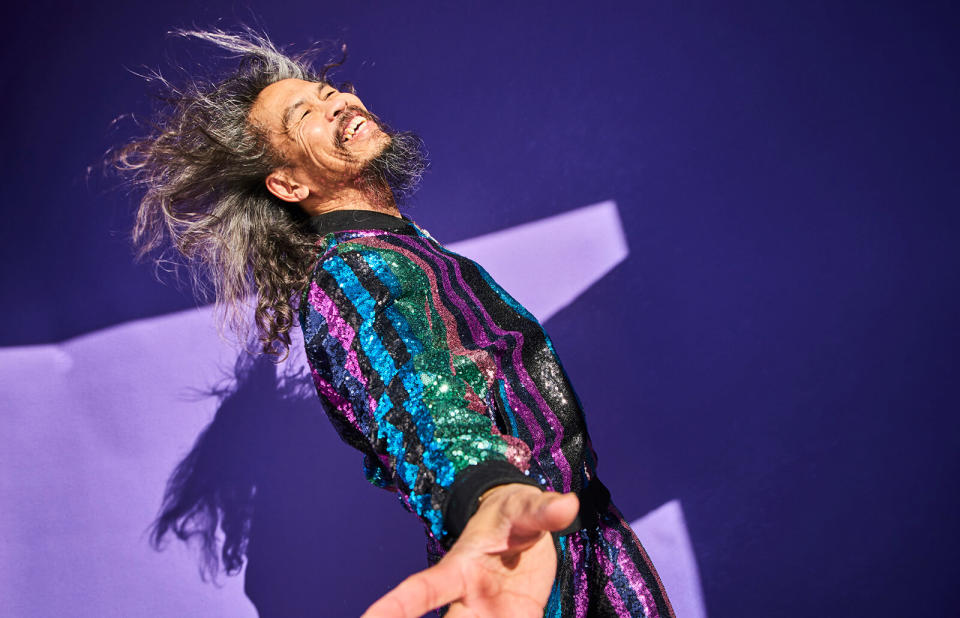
[477,483,543,510]
[441,461,542,547]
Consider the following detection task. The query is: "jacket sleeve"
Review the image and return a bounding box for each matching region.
[299,240,541,546]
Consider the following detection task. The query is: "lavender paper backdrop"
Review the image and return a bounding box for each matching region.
[1,206,702,616]
[1,1,957,616]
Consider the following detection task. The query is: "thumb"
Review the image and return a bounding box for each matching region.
[508,492,579,547]
[536,492,579,531]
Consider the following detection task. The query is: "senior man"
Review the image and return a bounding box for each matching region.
[118,28,675,618]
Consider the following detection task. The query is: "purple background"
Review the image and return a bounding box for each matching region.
[1,1,958,616]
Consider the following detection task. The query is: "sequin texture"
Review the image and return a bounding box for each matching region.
[298,211,675,617]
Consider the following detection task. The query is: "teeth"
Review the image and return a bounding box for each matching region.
[343,116,367,142]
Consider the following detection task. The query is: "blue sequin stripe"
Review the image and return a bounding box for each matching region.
[356,250,462,520]
[497,380,521,436]
[357,236,537,457]
[601,527,648,615]
[320,253,446,535]
[300,272,395,487]
[336,243,526,535]
[375,235,543,442]
[544,535,567,617]
[350,246,524,514]
[378,234,574,494]
[477,258,601,475]
[474,263,539,324]
[408,238,569,483]
[325,248,513,538]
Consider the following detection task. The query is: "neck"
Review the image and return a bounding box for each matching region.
[298,184,400,218]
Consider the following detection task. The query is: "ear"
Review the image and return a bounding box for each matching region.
[265,169,310,203]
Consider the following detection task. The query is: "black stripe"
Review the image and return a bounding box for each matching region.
[363,233,581,491]
[308,209,418,237]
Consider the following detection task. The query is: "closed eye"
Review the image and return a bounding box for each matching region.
[295,85,335,125]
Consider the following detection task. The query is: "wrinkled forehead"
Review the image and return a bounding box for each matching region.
[249,77,321,134]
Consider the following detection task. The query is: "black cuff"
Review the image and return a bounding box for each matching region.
[442,460,542,547]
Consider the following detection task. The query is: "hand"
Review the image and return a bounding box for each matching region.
[361,483,580,618]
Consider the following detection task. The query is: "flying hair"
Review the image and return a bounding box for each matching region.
[109,26,351,359]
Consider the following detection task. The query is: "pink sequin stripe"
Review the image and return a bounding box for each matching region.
[568,533,590,618]
[602,524,659,618]
[308,281,376,426]
[428,242,573,491]
[348,238,546,453]
[594,543,632,618]
[362,243,500,382]
[311,370,360,430]
[389,235,573,491]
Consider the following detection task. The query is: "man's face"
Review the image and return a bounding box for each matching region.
[249,78,390,199]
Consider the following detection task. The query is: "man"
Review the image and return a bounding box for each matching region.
[120,28,675,617]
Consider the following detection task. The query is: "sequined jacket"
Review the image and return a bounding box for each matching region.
[299,209,675,618]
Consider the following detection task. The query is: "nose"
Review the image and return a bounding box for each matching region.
[326,96,347,122]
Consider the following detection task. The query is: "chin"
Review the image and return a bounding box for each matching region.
[355,127,428,205]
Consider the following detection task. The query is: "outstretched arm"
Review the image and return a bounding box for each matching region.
[301,241,541,540]
[302,239,578,613]
[362,484,579,618]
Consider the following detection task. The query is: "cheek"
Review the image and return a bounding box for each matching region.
[299,124,355,179]
[300,125,341,170]
[302,121,330,148]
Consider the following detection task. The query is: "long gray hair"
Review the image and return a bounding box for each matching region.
[114,28,428,581]
[111,27,345,358]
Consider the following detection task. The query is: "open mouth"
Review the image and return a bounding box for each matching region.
[341,113,369,144]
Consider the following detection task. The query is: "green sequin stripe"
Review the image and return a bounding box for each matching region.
[365,244,510,471]
[337,240,511,472]
[317,242,513,536]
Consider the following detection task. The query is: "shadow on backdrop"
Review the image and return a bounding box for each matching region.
[151,350,414,616]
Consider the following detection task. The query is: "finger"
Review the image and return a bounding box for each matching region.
[538,492,580,531]
[445,603,479,618]
[360,559,466,618]
[507,492,579,547]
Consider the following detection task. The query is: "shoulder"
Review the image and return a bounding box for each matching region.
[302,233,431,317]
[313,231,416,265]
[310,231,438,289]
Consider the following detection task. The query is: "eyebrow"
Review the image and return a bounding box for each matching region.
[281,82,327,134]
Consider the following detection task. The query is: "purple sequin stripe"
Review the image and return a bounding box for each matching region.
[569,532,590,618]
[356,239,549,455]
[603,525,659,618]
[308,281,376,429]
[299,221,677,617]
[377,234,574,491]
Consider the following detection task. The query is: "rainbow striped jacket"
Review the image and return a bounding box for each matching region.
[299,209,675,618]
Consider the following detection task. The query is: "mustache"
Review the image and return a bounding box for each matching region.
[334,105,376,149]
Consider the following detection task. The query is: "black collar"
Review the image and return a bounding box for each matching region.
[307,209,418,237]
